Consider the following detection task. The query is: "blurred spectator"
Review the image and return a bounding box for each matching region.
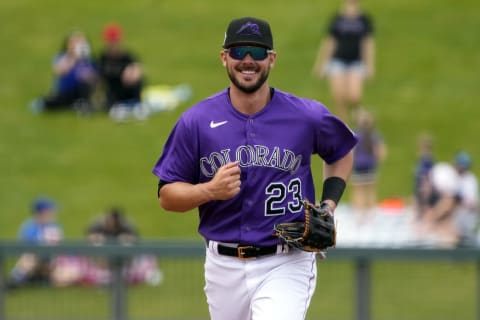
[452,152,479,246]
[7,197,63,289]
[86,206,138,244]
[50,207,162,287]
[84,207,162,286]
[97,23,147,121]
[311,0,375,122]
[416,152,479,247]
[29,31,98,115]
[413,133,435,219]
[418,162,460,247]
[350,109,387,221]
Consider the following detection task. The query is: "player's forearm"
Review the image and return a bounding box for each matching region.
[323,150,354,182]
[321,151,354,209]
[159,181,213,212]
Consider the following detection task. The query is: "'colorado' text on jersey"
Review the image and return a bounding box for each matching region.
[200,145,302,177]
[152,88,358,246]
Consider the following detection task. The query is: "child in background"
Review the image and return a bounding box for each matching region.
[413,133,435,219]
[350,109,387,222]
[8,197,63,289]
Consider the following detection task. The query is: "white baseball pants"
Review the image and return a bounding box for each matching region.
[204,243,317,320]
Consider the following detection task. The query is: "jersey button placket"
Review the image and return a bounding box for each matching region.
[245,117,256,179]
[240,117,255,242]
[246,117,255,143]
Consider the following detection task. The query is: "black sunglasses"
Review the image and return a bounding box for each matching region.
[224,46,274,61]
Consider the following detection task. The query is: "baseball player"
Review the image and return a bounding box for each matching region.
[152,17,358,320]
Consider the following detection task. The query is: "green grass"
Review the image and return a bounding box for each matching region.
[0,0,479,319]
[4,260,476,320]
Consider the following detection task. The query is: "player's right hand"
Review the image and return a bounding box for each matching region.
[207,161,241,200]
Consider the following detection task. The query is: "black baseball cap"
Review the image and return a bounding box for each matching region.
[223,17,274,50]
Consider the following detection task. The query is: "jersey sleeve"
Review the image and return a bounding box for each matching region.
[313,107,358,164]
[152,115,199,184]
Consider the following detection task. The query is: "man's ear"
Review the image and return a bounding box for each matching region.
[220,50,227,67]
[269,52,277,68]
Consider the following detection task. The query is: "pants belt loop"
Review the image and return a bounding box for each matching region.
[277,243,289,254]
[208,240,219,254]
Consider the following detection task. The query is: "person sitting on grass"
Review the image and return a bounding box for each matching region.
[29,31,98,115]
[97,23,147,121]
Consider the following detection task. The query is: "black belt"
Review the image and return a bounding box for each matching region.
[215,243,278,260]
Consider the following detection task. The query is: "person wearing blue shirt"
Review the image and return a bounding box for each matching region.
[29,31,98,115]
[8,197,63,289]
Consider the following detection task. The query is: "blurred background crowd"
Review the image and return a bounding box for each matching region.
[311,0,478,249]
[6,197,162,290]
[28,22,191,122]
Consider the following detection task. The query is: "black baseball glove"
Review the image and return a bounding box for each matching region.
[274,200,336,252]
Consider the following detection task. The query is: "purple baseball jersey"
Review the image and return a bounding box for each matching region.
[153,88,357,246]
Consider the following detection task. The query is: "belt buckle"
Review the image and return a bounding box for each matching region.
[237,245,255,260]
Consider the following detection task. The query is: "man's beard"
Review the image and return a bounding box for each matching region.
[227,67,270,94]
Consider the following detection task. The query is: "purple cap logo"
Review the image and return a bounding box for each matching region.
[236,22,262,37]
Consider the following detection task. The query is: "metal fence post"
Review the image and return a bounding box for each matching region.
[477,261,480,320]
[355,258,371,320]
[0,255,4,320]
[110,257,127,320]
